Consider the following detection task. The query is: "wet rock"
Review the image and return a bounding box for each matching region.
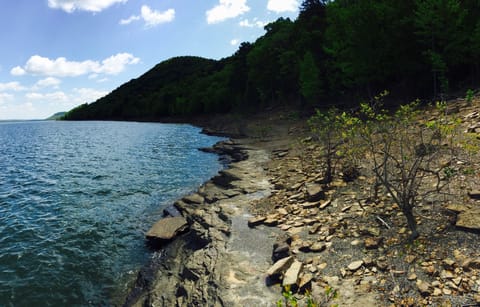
[283,260,303,286]
[267,256,294,276]
[163,205,182,217]
[146,217,189,241]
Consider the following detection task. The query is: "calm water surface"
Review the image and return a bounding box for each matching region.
[0,120,224,306]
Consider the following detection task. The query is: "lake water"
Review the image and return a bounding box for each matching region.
[0,120,225,306]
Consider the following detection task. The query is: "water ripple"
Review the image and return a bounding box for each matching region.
[0,121,224,306]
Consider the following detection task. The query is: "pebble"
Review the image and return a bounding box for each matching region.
[348,260,364,271]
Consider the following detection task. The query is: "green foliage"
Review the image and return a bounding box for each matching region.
[277,285,337,307]
[63,1,480,120]
[350,93,460,239]
[466,89,474,105]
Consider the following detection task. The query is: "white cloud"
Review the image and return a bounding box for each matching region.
[12,53,140,77]
[206,0,250,24]
[11,66,26,76]
[35,77,62,89]
[0,82,26,92]
[72,88,109,103]
[120,15,141,25]
[120,5,175,27]
[47,0,127,13]
[239,18,267,28]
[141,6,175,27]
[0,93,14,104]
[267,0,299,13]
[100,53,140,74]
[230,39,239,46]
[26,91,69,102]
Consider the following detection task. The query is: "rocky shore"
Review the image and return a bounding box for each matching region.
[124,138,282,306]
[124,102,480,307]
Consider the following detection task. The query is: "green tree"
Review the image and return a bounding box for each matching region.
[299,51,322,105]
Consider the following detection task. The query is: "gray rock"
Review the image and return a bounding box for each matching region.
[183,193,205,205]
[283,260,303,286]
[146,217,189,241]
[267,256,294,276]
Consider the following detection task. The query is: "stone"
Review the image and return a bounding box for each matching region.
[416,280,432,296]
[298,273,313,289]
[348,260,364,271]
[408,273,417,281]
[272,244,290,262]
[455,210,480,230]
[468,190,480,200]
[364,237,383,249]
[247,216,266,228]
[182,193,204,204]
[146,217,189,241]
[212,169,241,188]
[442,258,456,269]
[301,201,321,209]
[283,260,303,286]
[474,294,480,304]
[377,260,389,271]
[309,243,326,253]
[306,183,325,202]
[319,200,331,210]
[440,270,454,279]
[267,256,294,277]
[433,288,442,296]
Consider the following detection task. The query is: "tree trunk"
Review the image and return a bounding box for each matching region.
[403,206,419,240]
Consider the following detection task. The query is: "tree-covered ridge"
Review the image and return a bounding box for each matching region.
[64,0,480,121]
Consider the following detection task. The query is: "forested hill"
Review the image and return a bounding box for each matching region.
[63,0,480,121]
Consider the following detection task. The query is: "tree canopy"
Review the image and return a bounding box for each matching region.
[63,0,480,121]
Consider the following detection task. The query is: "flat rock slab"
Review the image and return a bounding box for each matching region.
[183,193,205,204]
[456,210,480,230]
[468,190,480,200]
[146,217,189,241]
[283,260,303,286]
[267,256,294,276]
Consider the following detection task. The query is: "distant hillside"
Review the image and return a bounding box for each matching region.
[63,56,224,120]
[63,1,480,121]
[47,112,66,120]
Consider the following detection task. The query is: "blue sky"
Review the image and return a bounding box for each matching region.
[0,0,300,120]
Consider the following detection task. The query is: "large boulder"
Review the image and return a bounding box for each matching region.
[146,217,189,241]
